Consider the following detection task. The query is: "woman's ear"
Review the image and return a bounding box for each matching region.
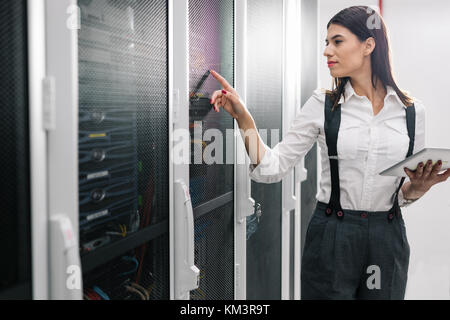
[364,37,376,56]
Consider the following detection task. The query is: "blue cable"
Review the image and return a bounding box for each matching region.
[119,256,139,276]
[92,286,110,300]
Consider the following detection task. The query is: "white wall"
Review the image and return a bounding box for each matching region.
[318,0,450,299]
[383,0,450,300]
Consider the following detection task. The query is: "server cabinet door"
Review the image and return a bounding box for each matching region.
[0,0,33,299]
[246,0,284,300]
[187,0,235,300]
[76,0,170,300]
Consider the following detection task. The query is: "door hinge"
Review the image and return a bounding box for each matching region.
[235,263,240,289]
[42,76,56,131]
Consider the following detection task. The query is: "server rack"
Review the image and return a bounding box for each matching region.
[41,0,198,301]
[245,0,284,300]
[242,0,305,300]
[187,0,236,300]
[74,0,171,300]
[171,0,252,300]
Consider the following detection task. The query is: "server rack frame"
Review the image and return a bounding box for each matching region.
[40,0,199,300]
[236,0,306,300]
[173,0,241,300]
[44,0,82,299]
[27,0,49,300]
[76,0,173,300]
[171,0,200,300]
[243,0,305,300]
[233,0,252,300]
[282,0,307,300]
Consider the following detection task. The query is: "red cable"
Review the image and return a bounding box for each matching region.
[379,0,383,16]
[85,289,102,300]
[135,173,154,283]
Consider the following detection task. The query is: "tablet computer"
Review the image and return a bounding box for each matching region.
[379,148,450,177]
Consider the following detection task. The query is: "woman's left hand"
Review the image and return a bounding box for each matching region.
[404,160,450,196]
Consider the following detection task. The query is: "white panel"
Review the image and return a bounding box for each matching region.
[28,0,49,300]
[172,0,193,300]
[45,0,82,299]
[282,0,302,300]
[234,0,250,300]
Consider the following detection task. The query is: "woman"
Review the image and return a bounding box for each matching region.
[209,6,450,299]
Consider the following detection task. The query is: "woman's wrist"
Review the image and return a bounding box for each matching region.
[401,182,426,200]
[236,110,253,128]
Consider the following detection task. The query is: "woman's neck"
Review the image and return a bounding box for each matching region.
[349,76,386,103]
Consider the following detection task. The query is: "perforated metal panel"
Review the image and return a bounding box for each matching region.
[78,0,169,300]
[188,0,235,300]
[0,0,31,299]
[246,0,283,300]
[190,202,234,300]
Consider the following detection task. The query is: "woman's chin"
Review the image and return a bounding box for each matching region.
[329,71,347,78]
[329,70,339,77]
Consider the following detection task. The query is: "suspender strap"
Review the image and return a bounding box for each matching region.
[324,94,344,218]
[389,104,416,221]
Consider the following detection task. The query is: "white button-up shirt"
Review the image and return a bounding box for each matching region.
[249,80,426,211]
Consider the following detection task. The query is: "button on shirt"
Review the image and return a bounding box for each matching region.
[249,80,426,211]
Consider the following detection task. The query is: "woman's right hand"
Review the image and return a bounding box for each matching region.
[209,70,248,120]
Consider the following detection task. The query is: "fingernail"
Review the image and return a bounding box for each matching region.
[438,160,442,165]
[222,90,227,95]
[404,167,408,171]
[419,162,424,167]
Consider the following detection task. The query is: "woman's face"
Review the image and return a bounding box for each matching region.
[323,23,374,78]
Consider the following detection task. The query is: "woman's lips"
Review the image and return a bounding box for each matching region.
[328,62,337,67]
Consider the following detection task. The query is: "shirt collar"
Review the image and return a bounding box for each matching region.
[337,80,356,104]
[338,80,406,109]
[385,85,407,108]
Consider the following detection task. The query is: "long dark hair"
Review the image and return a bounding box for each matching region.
[325,6,413,110]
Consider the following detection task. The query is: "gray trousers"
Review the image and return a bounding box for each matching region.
[301,201,410,300]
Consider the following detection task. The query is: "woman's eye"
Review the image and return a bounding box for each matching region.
[335,40,342,44]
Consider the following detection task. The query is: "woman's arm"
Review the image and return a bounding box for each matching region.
[236,112,267,167]
[209,70,266,166]
[210,70,321,183]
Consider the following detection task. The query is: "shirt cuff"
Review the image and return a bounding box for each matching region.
[398,187,419,208]
[248,146,282,184]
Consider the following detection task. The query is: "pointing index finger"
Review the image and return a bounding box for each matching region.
[210,70,233,92]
